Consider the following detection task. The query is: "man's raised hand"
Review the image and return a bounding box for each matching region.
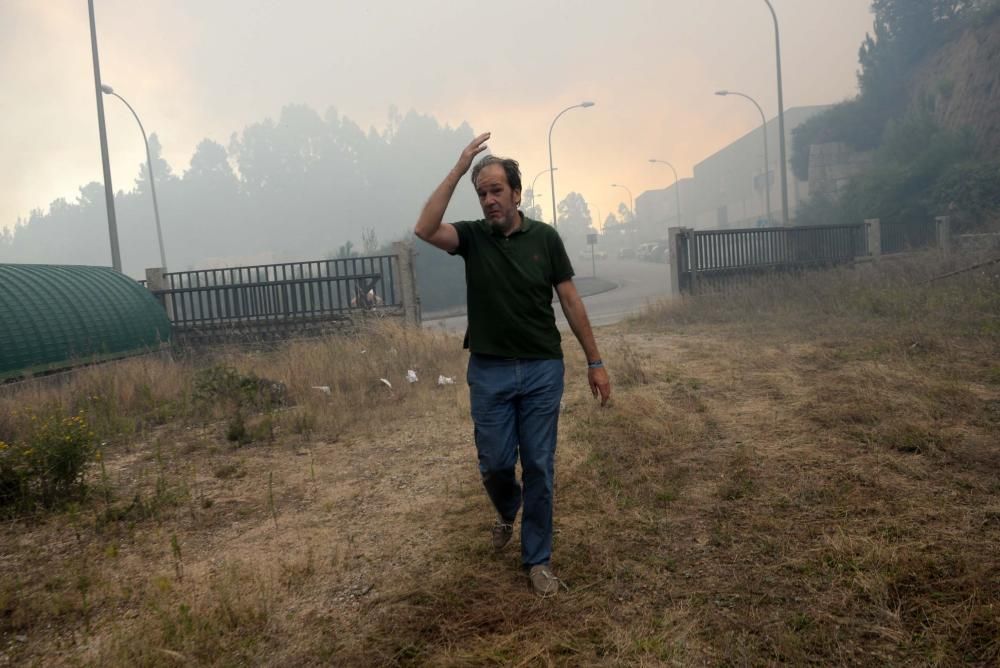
[455,132,491,175]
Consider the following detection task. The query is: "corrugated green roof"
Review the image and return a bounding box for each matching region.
[0,264,171,380]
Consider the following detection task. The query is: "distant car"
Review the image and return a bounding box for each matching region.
[636,242,658,261]
[617,248,636,259]
[579,249,608,259]
[649,243,669,263]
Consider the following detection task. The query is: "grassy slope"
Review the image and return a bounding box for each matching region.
[1,250,998,666]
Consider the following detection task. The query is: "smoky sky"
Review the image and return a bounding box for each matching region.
[1,0,873,235]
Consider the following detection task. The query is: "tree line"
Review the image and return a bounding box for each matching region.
[0,105,615,312]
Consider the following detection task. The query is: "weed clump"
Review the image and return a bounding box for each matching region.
[193,365,285,446]
[0,408,97,512]
[192,365,287,413]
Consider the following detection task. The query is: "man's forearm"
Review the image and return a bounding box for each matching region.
[560,292,601,362]
[415,168,463,241]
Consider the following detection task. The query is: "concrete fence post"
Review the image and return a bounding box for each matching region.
[864,219,882,258]
[393,241,421,326]
[667,227,683,298]
[935,216,953,254]
[145,267,174,321]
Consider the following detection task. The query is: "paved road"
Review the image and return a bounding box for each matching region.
[423,259,675,333]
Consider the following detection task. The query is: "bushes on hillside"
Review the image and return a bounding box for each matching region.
[798,113,981,229]
[932,161,1000,229]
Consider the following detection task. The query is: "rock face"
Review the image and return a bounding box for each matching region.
[911,13,1000,155]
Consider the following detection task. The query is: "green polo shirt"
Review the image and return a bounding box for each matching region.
[451,215,574,359]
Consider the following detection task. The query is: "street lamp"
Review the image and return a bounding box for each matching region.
[612,183,635,250]
[648,159,684,229]
[763,0,790,226]
[548,101,595,229]
[101,84,168,270]
[529,192,543,213]
[530,167,556,218]
[610,183,633,220]
[714,90,772,225]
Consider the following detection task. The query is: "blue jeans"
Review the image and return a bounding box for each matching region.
[467,354,564,567]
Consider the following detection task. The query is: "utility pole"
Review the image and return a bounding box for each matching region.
[88,0,121,271]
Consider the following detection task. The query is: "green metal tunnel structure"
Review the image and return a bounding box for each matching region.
[0,265,171,381]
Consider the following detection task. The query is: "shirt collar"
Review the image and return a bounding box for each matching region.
[488,211,532,237]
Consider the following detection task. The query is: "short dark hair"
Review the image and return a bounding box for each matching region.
[471,155,522,192]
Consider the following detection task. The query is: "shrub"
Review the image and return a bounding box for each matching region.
[932,160,1000,229]
[192,365,286,413]
[0,409,98,512]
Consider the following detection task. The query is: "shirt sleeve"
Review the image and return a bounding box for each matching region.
[548,228,575,285]
[449,221,473,258]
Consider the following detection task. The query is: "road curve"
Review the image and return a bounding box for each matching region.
[422,258,675,334]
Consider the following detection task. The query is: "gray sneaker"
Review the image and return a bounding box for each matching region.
[528,564,563,597]
[491,518,514,551]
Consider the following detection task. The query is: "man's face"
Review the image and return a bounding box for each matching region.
[475,164,521,228]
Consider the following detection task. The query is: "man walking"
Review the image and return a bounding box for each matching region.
[415,132,611,597]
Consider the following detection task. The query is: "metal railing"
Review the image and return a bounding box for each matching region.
[676,224,867,294]
[153,255,400,329]
[882,218,936,254]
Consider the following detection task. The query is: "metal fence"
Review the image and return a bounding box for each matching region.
[882,218,937,254]
[153,255,401,330]
[675,224,867,294]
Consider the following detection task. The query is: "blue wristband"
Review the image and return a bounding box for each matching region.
[587,359,603,369]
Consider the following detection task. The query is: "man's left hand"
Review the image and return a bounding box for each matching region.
[588,367,611,406]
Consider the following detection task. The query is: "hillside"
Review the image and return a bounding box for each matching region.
[912,12,1000,155]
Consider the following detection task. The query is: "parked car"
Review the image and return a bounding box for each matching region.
[636,242,658,261]
[649,242,669,263]
[617,247,636,259]
[579,248,608,260]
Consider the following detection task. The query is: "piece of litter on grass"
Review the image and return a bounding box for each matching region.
[379,378,392,389]
[311,385,331,395]
[437,375,455,385]
[406,369,419,383]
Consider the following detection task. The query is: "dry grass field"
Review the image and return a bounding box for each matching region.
[1,250,998,666]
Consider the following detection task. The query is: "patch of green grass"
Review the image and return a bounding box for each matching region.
[718,444,755,501]
[213,463,244,480]
[104,562,273,665]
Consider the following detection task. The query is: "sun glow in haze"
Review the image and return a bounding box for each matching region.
[0,0,872,235]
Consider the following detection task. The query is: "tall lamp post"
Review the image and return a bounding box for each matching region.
[87,0,121,271]
[611,183,634,246]
[591,203,601,276]
[530,167,556,219]
[610,183,633,220]
[548,101,595,229]
[102,85,168,270]
[763,0,789,226]
[648,159,683,229]
[714,90,772,225]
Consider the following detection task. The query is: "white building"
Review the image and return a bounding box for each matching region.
[635,105,831,237]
